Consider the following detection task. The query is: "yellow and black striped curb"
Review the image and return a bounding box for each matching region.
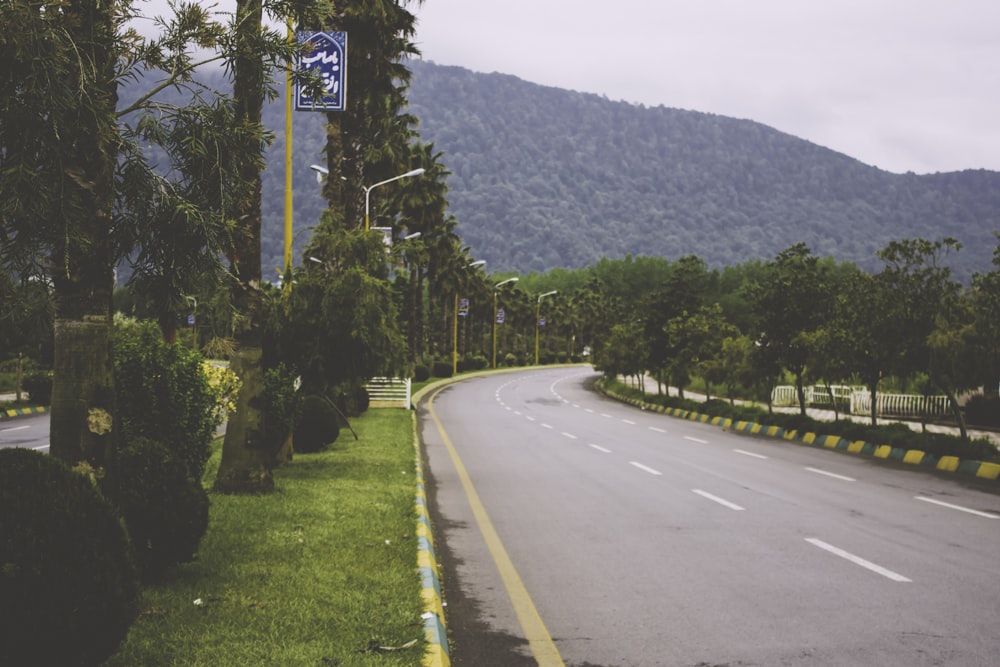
[604,389,1000,483]
[413,413,450,667]
[0,405,47,420]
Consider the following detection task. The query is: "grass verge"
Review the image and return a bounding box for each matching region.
[105,409,425,667]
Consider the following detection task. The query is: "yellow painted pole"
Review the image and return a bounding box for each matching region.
[283,20,294,295]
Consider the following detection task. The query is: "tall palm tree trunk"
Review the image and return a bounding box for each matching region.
[214,0,272,493]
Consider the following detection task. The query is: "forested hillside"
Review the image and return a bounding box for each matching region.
[240,61,999,280]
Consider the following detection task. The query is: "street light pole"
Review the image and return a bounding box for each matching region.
[185,296,198,351]
[492,277,519,369]
[363,168,425,231]
[535,290,557,365]
[454,260,486,375]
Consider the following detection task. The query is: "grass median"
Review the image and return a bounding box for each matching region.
[105,409,425,667]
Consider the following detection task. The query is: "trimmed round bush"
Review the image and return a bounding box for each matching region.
[294,394,341,453]
[432,359,454,378]
[412,363,430,382]
[0,448,139,667]
[102,437,209,581]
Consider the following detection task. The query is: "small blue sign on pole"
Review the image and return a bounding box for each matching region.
[458,298,469,317]
[496,308,505,324]
[295,31,347,111]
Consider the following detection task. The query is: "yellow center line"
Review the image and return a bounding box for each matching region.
[427,386,565,667]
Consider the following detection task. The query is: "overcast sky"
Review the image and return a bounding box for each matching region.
[412,0,1000,175]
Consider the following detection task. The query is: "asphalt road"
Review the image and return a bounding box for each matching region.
[0,412,49,452]
[418,367,1000,667]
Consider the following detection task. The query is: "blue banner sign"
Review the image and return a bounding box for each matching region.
[496,308,505,324]
[295,31,347,111]
[458,298,469,317]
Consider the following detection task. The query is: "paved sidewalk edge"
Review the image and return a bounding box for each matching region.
[600,384,1000,483]
[414,411,451,667]
[1,405,47,420]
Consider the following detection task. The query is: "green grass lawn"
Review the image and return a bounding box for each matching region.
[105,409,426,667]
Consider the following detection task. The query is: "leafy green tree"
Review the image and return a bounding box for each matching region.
[969,234,1000,394]
[746,243,831,415]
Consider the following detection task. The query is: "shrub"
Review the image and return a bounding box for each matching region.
[965,394,1000,428]
[114,320,216,480]
[460,354,488,372]
[413,363,430,382]
[102,437,209,582]
[21,371,52,405]
[0,449,139,666]
[262,363,300,459]
[503,352,518,367]
[432,359,454,378]
[294,394,341,453]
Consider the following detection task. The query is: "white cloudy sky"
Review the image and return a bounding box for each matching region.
[412,0,1000,174]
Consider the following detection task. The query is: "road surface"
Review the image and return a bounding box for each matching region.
[418,367,1000,667]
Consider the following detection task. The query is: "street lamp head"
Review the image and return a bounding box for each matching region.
[308,256,323,265]
[468,260,487,268]
[402,231,422,240]
[494,277,519,289]
[538,290,558,302]
[309,164,329,184]
[402,168,426,178]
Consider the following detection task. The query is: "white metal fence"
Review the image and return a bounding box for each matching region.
[771,385,951,419]
[365,377,411,408]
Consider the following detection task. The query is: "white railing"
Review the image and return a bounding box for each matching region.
[770,385,855,408]
[365,377,411,409]
[772,384,951,419]
[850,389,950,419]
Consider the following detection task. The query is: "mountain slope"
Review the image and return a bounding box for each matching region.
[400,60,999,279]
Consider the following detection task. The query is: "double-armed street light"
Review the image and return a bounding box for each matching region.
[454,260,487,375]
[364,168,425,231]
[535,290,558,366]
[309,165,425,232]
[492,277,519,369]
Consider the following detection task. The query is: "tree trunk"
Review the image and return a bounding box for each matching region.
[215,345,273,492]
[49,0,118,469]
[795,372,807,416]
[214,0,273,493]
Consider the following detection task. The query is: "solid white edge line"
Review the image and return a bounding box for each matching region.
[630,461,662,476]
[805,466,856,482]
[916,496,1000,519]
[733,449,768,459]
[589,444,611,453]
[692,489,745,511]
[805,538,911,582]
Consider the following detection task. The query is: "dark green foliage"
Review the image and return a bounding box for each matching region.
[413,363,430,381]
[965,394,1000,427]
[114,320,216,480]
[432,359,453,378]
[262,363,300,458]
[102,437,209,581]
[0,449,139,667]
[21,371,52,405]
[459,354,488,371]
[294,395,341,453]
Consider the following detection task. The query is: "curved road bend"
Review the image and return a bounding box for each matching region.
[417,367,1000,667]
